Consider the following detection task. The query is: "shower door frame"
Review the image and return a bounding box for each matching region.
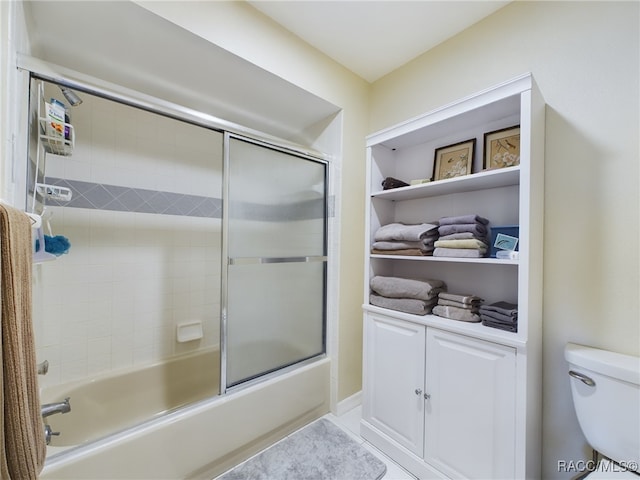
[220,132,329,394]
[18,57,333,399]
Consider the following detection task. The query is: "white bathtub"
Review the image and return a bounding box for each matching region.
[40,352,330,479]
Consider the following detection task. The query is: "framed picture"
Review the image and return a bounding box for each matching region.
[433,138,475,181]
[484,125,520,170]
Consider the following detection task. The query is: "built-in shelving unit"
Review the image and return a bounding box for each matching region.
[361,73,545,480]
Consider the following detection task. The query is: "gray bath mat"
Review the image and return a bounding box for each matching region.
[218,418,387,480]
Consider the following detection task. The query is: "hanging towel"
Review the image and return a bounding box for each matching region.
[0,204,46,479]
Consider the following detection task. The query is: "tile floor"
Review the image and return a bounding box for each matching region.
[324,406,416,480]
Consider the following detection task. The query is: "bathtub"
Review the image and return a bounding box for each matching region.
[40,352,330,479]
[42,348,221,449]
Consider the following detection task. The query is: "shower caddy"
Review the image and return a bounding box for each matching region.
[31,81,74,263]
[33,81,74,205]
[361,73,544,479]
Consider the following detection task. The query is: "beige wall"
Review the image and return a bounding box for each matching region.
[370,2,639,478]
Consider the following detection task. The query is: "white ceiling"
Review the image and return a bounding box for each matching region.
[248,1,511,83]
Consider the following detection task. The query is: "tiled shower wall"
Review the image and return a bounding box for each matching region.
[32,84,223,388]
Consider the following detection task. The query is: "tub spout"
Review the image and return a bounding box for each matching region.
[41,397,71,418]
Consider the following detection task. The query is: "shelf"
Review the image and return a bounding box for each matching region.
[370,254,518,266]
[371,166,519,201]
[363,304,526,348]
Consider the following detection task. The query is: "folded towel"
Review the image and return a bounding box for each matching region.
[434,239,488,249]
[438,223,488,237]
[370,276,446,301]
[438,232,477,240]
[433,247,487,258]
[482,318,518,332]
[433,305,481,323]
[375,223,439,242]
[438,298,480,312]
[370,294,436,316]
[372,241,425,251]
[371,248,426,256]
[479,301,518,317]
[479,310,517,324]
[381,177,410,190]
[438,292,484,305]
[439,214,489,226]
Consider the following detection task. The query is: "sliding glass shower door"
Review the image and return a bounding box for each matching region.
[223,135,327,389]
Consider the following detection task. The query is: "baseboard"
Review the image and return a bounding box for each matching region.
[335,390,362,416]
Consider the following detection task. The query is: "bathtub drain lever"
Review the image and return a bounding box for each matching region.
[44,424,60,445]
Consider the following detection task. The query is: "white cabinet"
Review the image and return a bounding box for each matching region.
[363,313,426,456]
[424,328,516,479]
[362,314,516,479]
[361,74,544,479]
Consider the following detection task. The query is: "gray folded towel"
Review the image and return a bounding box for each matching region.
[438,223,488,237]
[370,294,436,316]
[370,276,446,300]
[480,301,518,317]
[371,248,426,256]
[482,318,517,332]
[480,311,517,324]
[438,292,484,305]
[372,241,430,252]
[433,247,487,258]
[375,223,439,242]
[433,305,481,323]
[439,214,489,226]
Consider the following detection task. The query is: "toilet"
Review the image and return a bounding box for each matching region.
[565,342,640,478]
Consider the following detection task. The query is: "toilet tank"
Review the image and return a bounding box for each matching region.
[565,343,640,473]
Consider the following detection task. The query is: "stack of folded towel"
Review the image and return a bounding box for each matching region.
[434,214,490,258]
[480,301,518,332]
[372,222,439,256]
[369,275,446,315]
[432,292,483,322]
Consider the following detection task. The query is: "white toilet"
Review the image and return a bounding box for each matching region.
[565,342,640,479]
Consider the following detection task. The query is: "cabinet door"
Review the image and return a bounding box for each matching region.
[425,329,516,479]
[363,314,426,456]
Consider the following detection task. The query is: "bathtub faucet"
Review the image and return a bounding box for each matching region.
[41,397,71,418]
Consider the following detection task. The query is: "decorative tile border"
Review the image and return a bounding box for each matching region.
[46,177,222,218]
[44,177,333,220]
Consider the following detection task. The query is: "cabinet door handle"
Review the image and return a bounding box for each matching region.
[415,388,422,396]
[424,393,431,400]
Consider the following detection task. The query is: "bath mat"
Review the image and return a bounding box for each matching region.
[218,418,386,480]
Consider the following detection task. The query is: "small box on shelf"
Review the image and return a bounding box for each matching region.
[490,225,519,258]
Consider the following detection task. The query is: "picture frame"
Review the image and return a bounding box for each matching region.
[432,138,476,181]
[484,125,520,170]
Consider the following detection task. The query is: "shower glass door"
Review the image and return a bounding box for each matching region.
[224,135,327,389]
